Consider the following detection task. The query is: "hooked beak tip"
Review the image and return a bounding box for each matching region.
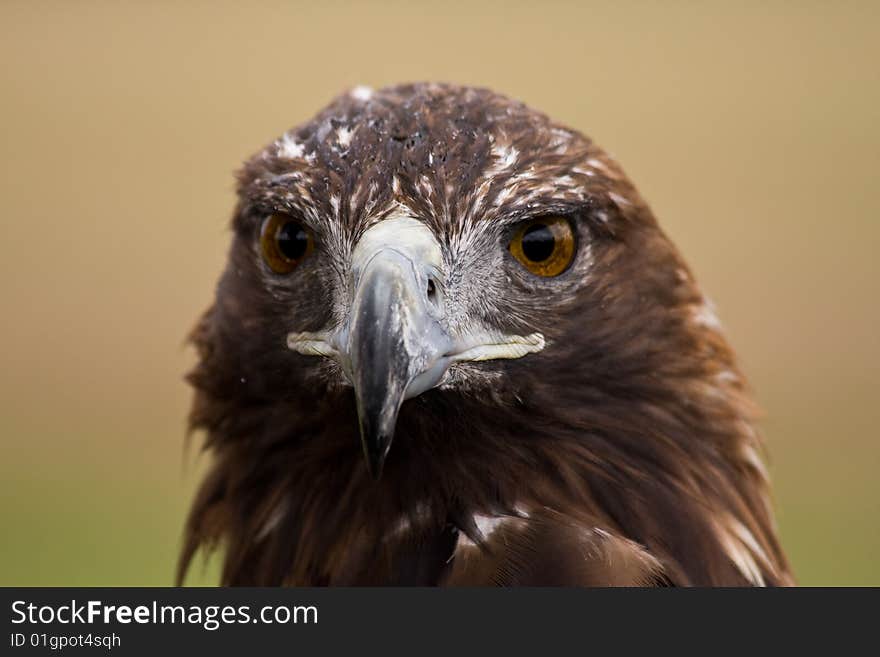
[360,427,393,480]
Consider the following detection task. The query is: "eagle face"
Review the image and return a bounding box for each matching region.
[183,84,792,586]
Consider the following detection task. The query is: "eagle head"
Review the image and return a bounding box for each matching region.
[181,83,792,586]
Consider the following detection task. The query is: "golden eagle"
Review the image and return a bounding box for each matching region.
[179,83,792,586]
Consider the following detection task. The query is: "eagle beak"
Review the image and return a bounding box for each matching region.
[344,229,451,479]
[345,248,450,478]
[286,216,546,479]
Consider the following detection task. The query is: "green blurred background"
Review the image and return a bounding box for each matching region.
[1,1,877,585]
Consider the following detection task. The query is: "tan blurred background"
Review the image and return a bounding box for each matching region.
[1,0,877,585]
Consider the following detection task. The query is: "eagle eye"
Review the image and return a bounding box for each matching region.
[260,213,314,273]
[509,216,575,277]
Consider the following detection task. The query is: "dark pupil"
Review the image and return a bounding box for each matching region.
[521,224,556,262]
[277,222,309,260]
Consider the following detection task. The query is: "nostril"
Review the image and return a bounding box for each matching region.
[426,278,437,301]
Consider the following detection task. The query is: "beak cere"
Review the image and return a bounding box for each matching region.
[286,215,546,480]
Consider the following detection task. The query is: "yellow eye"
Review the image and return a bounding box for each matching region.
[509,216,576,277]
[260,213,314,273]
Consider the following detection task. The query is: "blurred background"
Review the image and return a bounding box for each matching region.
[1,1,877,585]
